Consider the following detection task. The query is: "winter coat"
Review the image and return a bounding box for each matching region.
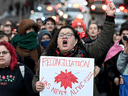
[85,34,108,93]
[104,40,123,96]
[85,36,96,44]
[16,45,45,72]
[32,18,115,96]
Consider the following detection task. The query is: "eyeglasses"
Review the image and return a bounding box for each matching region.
[0,51,10,55]
[58,33,74,38]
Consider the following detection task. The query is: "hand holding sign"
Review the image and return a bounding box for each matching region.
[36,81,45,92]
[39,56,94,96]
[94,66,100,78]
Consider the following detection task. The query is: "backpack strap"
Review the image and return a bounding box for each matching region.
[18,62,25,78]
[37,45,41,59]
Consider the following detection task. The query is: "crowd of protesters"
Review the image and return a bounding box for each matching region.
[0,1,128,96]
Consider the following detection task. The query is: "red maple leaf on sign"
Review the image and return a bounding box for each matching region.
[54,69,78,90]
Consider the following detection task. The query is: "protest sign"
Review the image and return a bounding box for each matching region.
[40,56,94,96]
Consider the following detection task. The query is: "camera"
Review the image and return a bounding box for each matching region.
[123,35,128,41]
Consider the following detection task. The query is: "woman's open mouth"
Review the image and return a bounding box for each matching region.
[63,40,67,47]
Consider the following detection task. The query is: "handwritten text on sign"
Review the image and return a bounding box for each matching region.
[40,56,94,96]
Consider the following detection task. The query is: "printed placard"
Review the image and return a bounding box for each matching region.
[40,56,94,96]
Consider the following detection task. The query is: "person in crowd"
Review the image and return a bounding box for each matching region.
[117,37,128,96]
[3,24,12,37]
[36,18,44,29]
[84,22,108,96]
[5,20,13,25]
[3,23,18,40]
[72,18,86,32]
[103,22,128,96]
[85,23,99,43]
[32,2,116,96]
[11,19,45,73]
[44,17,56,36]
[0,32,10,43]
[113,31,121,43]
[56,21,64,30]
[72,18,87,42]
[0,31,23,64]
[0,42,38,96]
[38,29,52,51]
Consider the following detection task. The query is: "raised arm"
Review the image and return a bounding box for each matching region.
[85,2,116,61]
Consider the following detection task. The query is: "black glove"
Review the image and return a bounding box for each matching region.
[24,55,35,71]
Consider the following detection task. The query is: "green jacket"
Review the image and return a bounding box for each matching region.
[32,18,115,96]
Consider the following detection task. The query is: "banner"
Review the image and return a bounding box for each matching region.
[40,56,94,96]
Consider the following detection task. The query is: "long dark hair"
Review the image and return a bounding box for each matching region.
[46,25,88,56]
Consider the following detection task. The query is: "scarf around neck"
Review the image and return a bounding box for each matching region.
[17,32,38,50]
[56,45,84,57]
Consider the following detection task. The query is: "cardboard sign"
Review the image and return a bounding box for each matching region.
[40,56,94,96]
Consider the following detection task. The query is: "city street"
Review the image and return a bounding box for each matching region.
[0,0,128,96]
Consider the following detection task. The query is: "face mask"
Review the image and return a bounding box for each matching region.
[41,40,50,49]
[77,29,86,39]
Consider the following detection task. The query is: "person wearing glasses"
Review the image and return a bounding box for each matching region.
[0,32,23,63]
[32,2,116,96]
[0,42,38,96]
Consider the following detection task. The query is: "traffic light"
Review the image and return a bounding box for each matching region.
[25,2,29,7]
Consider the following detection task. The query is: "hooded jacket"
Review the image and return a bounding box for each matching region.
[12,19,45,72]
[38,29,52,45]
